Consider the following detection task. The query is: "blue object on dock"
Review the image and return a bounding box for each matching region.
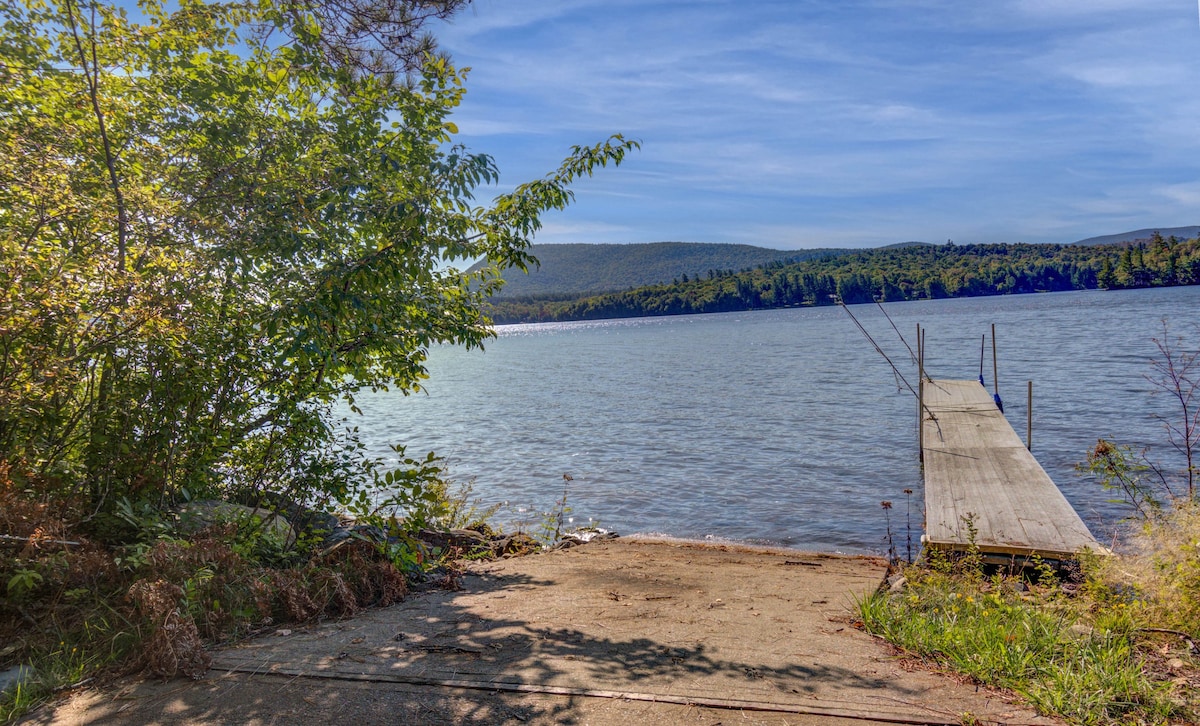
[993,393,1004,412]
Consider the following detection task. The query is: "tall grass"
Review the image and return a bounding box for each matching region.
[1091,503,1200,638]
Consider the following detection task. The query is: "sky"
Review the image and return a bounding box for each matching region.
[432,0,1200,249]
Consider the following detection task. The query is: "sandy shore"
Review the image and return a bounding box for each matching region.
[25,538,1058,725]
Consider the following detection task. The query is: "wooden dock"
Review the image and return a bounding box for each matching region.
[921,379,1102,561]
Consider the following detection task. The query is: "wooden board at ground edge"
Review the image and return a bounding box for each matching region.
[922,379,1102,560]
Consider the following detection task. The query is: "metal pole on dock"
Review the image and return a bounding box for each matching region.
[917,324,924,462]
[991,323,1003,412]
[1026,380,1033,451]
[979,334,986,386]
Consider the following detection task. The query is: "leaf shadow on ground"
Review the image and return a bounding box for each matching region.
[29,547,971,725]
[383,570,903,698]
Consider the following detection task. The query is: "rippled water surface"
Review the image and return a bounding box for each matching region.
[352,286,1200,554]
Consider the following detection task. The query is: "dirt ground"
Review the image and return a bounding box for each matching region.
[25,538,1059,725]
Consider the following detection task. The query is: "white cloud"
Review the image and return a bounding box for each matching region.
[534,219,636,240]
[435,0,1200,248]
[441,0,591,37]
[1156,182,1200,207]
[1066,58,1189,88]
[1010,0,1176,20]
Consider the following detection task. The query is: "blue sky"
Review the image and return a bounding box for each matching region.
[436,0,1200,249]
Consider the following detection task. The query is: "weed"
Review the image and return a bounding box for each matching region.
[881,500,896,566]
[1028,554,1059,588]
[1080,439,1163,520]
[554,474,573,544]
[5,569,43,603]
[903,488,915,564]
[959,513,984,579]
[521,473,577,548]
[436,478,503,532]
[1089,503,1200,640]
[859,563,1186,724]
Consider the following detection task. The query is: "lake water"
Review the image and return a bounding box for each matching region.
[351,286,1199,554]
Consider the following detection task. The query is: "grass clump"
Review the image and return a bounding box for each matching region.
[860,516,1199,725]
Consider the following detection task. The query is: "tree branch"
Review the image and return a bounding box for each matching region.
[64,0,127,272]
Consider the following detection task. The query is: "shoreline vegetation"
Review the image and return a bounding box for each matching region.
[859,508,1200,725]
[487,236,1200,324]
[5,335,1200,726]
[860,323,1200,725]
[0,475,558,722]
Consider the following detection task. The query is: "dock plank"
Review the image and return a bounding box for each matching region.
[922,379,1101,560]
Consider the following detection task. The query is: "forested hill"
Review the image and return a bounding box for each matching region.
[1073,225,1200,246]
[487,235,1200,324]
[471,242,848,298]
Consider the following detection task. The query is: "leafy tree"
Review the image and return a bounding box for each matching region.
[1097,256,1116,289]
[0,0,637,528]
[1117,247,1135,287]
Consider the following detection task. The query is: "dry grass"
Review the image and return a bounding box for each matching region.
[127,579,210,679]
[0,471,421,723]
[1089,503,1200,639]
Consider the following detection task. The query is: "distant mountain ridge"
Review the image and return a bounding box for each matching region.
[474,242,847,298]
[1072,226,1200,246]
[477,228,1200,299]
[487,239,1200,324]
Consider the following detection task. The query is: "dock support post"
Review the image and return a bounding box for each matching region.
[1026,380,1033,451]
[991,323,1003,412]
[917,324,924,462]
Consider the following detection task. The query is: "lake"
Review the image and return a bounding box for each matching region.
[350,286,1199,554]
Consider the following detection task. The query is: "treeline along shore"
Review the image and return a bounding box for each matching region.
[487,234,1200,324]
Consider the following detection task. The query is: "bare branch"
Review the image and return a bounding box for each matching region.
[63,0,128,272]
[267,0,471,81]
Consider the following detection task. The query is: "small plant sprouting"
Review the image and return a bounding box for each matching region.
[555,473,573,543]
[6,567,44,602]
[959,512,983,577]
[881,500,896,566]
[903,488,914,564]
[534,473,575,546]
[1028,553,1058,588]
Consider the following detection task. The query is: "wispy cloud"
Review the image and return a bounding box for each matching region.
[1156,182,1200,207]
[437,0,1200,248]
